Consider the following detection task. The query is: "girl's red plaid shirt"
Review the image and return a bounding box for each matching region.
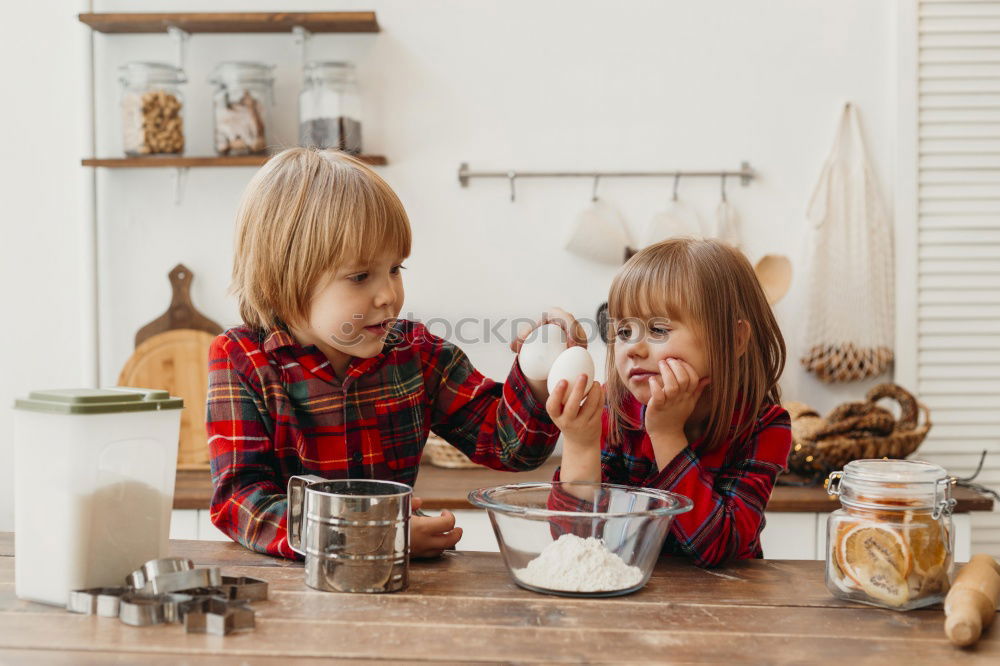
[549,399,792,568]
[206,319,559,559]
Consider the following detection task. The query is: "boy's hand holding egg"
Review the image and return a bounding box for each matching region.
[510,306,587,355]
[517,323,570,382]
[512,307,589,405]
[515,315,603,456]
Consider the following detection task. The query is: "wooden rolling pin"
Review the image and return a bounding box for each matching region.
[944,554,1000,647]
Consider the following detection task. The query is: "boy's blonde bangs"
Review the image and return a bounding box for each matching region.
[232,148,411,330]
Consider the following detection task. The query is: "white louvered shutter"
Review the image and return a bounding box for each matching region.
[910,0,1000,557]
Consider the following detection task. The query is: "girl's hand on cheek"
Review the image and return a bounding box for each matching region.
[410,497,462,558]
[644,358,710,440]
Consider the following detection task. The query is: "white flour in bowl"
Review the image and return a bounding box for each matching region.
[513,534,644,592]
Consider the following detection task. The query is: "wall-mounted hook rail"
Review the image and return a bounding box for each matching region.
[458,161,755,197]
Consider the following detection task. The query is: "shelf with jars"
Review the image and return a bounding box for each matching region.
[80,12,386,171]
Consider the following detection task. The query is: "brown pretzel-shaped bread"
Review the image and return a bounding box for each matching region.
[816,401,895,439]
[866,383,919,431]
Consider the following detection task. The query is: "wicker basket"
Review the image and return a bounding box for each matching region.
[785,383,932,479]
[423,432,480,469]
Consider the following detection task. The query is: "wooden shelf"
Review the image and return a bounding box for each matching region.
[79,12,379,34]
[82,155,388,168]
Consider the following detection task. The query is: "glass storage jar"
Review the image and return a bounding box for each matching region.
[825,459,956,611]
[299,61,363,154]
[119,62,186,156]
[209,62,275,156]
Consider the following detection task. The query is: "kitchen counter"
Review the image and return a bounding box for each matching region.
[175,458,995,512]
[1,533,997,663]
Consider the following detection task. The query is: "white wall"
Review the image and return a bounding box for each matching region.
[1,0,897,530]
[0,3,90,531]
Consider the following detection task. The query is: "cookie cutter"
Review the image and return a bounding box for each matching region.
[70,556,262,636]
[68,587,129,617]
[183,597,255,636]
[174,576,267,602]
[118,591,196,626]
[126,557,194,590]
[147,566,222,595]
[176,586,226,598]
[120,591,195,625]
[218,576,269,602]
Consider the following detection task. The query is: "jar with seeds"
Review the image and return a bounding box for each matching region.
[119,62,186,156]
[299,61,363,154]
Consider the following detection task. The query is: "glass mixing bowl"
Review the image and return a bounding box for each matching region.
[468,481,693,597]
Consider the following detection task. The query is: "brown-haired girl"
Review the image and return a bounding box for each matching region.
[546,238,792,567]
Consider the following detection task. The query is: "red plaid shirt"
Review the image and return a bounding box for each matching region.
[206,319,559,559]
[552,397,791,567]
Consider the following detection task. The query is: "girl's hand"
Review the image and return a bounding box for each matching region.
[545,375,604,470]
[510,306,588,353]
[410,497,462,559]
[547,375,604,490]
[546,375,604,445]
[644,358,710,442]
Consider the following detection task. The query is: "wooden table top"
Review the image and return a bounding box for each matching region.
[1,533,996,663]
[176,458,996,513]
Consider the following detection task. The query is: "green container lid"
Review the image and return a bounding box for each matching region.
[14,387,184,415]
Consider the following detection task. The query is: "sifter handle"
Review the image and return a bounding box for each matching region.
[287,475,325,555]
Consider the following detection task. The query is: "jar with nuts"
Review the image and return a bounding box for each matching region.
[209,62,274,156]
[119,62,186,156]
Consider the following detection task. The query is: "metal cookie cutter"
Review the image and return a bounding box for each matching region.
[127,557,194,590]
[183,597,255,636]
[148,566,223,595]
[119,592,194,626]
[218,576,269,602]
[68,587,129,617]
[177,586,227,598]
[160,593,197,624]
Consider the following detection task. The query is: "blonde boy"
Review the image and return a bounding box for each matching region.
[207,148,580,558]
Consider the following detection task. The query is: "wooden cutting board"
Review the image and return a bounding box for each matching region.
[118,264,222,469]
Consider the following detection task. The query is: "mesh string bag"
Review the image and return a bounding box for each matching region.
[801,102,894,383]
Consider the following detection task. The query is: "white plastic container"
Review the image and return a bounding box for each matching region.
[13,388,183,606]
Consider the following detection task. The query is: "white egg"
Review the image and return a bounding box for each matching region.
[518,323,567,381]
[546,346,595,395]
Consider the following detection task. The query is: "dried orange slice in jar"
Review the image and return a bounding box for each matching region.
[827,545,858,593]
[836,523,912,607]
[903,510,951,597]
[904,511,948,576]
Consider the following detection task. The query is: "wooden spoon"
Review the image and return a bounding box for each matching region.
[754,254,792,306]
